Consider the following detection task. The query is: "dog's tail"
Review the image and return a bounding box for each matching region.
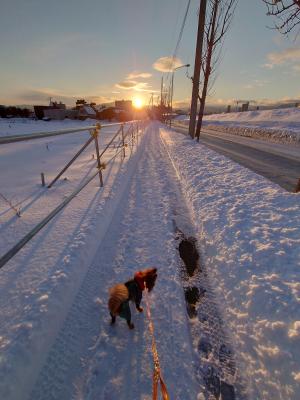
[108,284,129,316]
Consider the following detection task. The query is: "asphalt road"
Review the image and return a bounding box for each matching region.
[172,122,300,192]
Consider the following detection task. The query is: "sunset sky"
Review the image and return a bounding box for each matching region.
[1,0,300,108]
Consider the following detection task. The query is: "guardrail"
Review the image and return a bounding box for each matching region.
[0,120,148,269]
[0,121,136,145]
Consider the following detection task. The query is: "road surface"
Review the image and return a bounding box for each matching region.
[172,122,300,192]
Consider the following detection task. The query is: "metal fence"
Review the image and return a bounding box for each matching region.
[0,120,148,269]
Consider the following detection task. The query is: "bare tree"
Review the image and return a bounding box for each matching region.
[263,0,300,34]
[195,0,237,140]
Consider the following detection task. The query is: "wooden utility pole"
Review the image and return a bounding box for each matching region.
[160,76,164,107]
[188,0,207,138]
[196,0,218,141]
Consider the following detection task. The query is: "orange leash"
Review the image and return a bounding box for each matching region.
[144,289,170,400]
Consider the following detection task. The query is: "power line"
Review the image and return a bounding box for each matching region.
[163,0,192,106]
[173,0,192,61]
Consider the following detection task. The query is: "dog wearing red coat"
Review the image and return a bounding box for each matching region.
[108,267,157,329]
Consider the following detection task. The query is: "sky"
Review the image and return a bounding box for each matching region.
[0,0,300,108]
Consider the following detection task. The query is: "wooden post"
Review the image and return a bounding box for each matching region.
[131,127,134,154]
[121,124,126,159]
[93,124,103,187]
[41,173,45,187]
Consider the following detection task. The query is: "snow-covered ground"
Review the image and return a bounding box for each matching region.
[0,120,299,399]
[175,107,300,144]
[0,118,116,138]
[162,126,300,399]
[0,119,148,399]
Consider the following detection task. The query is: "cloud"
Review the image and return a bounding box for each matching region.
[127,71,152,79]
[116,80,138,89]
[153,56,183,72]
[262,63,274,69]
[266,47,300,66]
[116,80,156,93]
[243,80,268,90]
[17,88,115,106]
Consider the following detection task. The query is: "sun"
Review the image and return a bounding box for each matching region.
[133,97,144,109]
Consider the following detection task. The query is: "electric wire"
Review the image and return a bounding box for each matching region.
[163,0,192,106]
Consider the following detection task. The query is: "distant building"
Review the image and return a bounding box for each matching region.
[50,101,66,109]
[241,102,249,112]
[97,107,118,121]
[44,109,79,120]
[34,100,67,119]
[34,105,51,119]
[77,105,97,120]
[115,100,132,112]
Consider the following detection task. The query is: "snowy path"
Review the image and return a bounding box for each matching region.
[26,123,200,399]
[4,120,297,399]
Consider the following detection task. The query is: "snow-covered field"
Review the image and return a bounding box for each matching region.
[0,118,115,138]
[0,119,299,399]
[176,107,300,144]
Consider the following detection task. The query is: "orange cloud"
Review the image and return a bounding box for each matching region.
[267,47,300,65]
[127,71,152,79]
[153,56,183,72]
[116,80,138,89]
[116,80,156,93]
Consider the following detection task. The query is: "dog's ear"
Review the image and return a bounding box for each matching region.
[145,270,157,292]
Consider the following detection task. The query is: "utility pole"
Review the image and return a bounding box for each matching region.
[188,0,207,139]
[160,76,164,122]
[170,72,174,127]
[160,76,164,107]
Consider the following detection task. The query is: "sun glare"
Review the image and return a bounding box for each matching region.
[133,97,143,109]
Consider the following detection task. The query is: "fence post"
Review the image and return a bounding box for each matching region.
[131,126,134,154]
[121,124,126,159]
[41,173,45,187]
[93,123,104,187]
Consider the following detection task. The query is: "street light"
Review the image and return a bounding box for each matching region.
[170,63,190,127]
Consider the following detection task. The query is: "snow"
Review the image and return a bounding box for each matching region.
[175,107,300,144]
[0,118,102,138]
[0,119,299,399]
[161,126,300,399]
[0,121,200,400]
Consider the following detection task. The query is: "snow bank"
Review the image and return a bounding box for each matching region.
[0,118,100,138]
[204,124,300,145]
[161,127,300,399]
[176,107,300,144]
